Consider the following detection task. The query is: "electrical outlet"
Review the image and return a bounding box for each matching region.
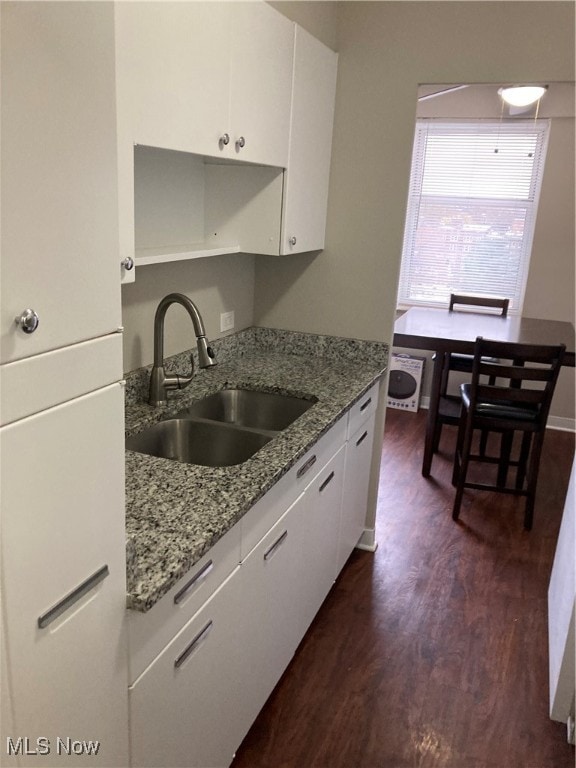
[220,311,235,332]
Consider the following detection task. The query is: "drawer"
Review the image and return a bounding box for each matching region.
[346,382,378,440]
[129,566,248,768]
[127,523,241,684]
[240,416,346,560]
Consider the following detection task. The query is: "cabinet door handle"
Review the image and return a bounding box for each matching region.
[219,133,230,147]
[37,565,109,629]
[121,256,134,271]
[360,396,372,412]
[356,430,369,447]
[173,560,214,605]
[289,236,297,246]
[297,454,317,479]
[319,471,335,493]
[263,530,288,561]
[174,620,213,669]
[236,136,246,150]
[15,308,40,334]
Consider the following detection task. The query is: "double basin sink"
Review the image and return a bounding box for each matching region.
[126,388,317,467]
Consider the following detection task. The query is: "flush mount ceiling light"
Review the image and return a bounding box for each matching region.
[498,85,548,107]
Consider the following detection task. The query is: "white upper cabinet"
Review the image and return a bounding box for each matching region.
[115,1,293,167]
[0,2,122,364]
[115,2,231,158]
[228,3,294,168]
[115,3,337,278]
[281,25,338,254]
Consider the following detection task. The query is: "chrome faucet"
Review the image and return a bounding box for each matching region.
[149,293,217,406]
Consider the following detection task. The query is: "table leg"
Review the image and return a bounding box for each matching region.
[422,350,444,477]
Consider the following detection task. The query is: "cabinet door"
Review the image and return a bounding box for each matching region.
[0,3,122,364]
[298,446,345,634]
[0,384,128,767]
[238,492,310,728]
[337,413,377,573]
[281,26,338,254]
[229,3,294,168]
[115,2,231,159]
[129,570,248,768]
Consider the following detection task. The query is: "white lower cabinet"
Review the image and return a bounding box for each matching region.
[128,396,380,767]
[298,447,345,634]
[338,411,377,573]
[129,568,249,768]
[237,491,309,729]
[0,384,129,767]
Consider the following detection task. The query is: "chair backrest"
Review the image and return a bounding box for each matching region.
[467,337,566,429]
[449,293,510,317]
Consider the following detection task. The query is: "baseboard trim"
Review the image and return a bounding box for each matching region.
[417,396,575,433]
[547,415,576,432]
[356,528,378,553]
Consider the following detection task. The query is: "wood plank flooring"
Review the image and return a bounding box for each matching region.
[232,408,575,768]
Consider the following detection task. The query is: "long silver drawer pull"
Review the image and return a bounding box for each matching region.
[360,397,372,412]
[264,530,288,561]
[174,620,213,669]
[173,560,214,605]
[297,454,317,479]
[319,471,335,493]
[356,430,369,447]
[38,565,109,629]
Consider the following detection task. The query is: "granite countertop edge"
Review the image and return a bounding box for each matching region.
[124,327,389,613]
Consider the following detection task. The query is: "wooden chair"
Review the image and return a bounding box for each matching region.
[432,294,510,453]
[451,337,565,530]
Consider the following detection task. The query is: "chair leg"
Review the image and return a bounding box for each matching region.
[433,420,443,453]
[479,429,489,456]
[516,432,532,491]
[433,353,451,453]
[497,432,513,488]
[452,411,467,487]
[440,353,451,395]
[523,431,545,531]
[452,418,473,520]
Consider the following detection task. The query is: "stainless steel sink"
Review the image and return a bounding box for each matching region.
[127,388,316,467]
[126,419,272,467]
[174,388,316,432]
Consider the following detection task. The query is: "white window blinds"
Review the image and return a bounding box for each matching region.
[397,119,550,313]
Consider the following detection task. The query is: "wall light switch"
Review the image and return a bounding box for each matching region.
[220,311,235,332]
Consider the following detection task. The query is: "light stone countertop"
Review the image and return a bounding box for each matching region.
[124,327,388,613]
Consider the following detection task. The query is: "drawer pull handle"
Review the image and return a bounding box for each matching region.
[264,530,288,561]
[356,430,369,447]
[319,471,335,493]
[360,397,372,412]
[174,620,213,669]
[38,565,109,629]
[173,560,214,605]
[297,454,317,479]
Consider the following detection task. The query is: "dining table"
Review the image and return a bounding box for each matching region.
[393,306,576,477]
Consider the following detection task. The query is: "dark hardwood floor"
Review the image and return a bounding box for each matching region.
[232,407,575,768]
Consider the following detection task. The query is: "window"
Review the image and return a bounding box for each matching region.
[397,119,550,313]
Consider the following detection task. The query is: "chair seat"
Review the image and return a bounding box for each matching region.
[460,384,540,422]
